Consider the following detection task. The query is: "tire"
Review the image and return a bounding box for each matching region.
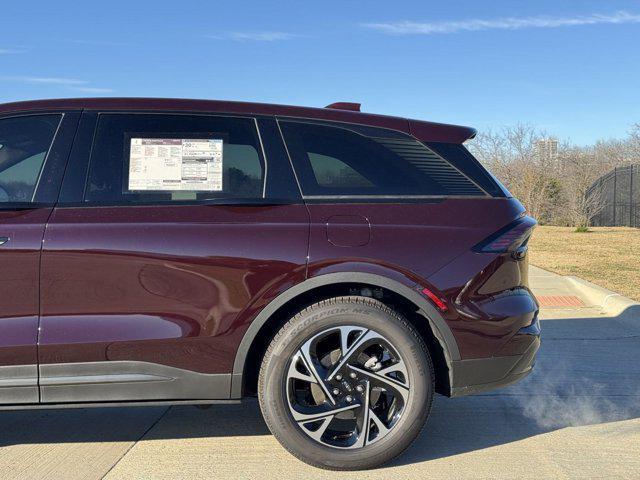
[258,296,434,470]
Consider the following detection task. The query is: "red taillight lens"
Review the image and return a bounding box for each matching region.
[473,216,537,253]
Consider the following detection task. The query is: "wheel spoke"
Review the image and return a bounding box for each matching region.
[347,364,409,403]
[326,329,382,381]
[338,326,367,361]
[367,409,391,445]
[371,357,409,388]
[290,403,361,422]
[287,351,317,384]
[349,380,371,448]
[300,415,335,443]
[299,341,337,404]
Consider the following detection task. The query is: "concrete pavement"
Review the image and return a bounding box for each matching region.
[1,266,639,479]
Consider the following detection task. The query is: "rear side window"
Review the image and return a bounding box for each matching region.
[86,114,265,203]
[425,142,508,198]
[0,114,61,203]
[279,120,485,197]
[308,153,373,188]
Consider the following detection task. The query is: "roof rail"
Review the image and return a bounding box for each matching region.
[324,102,361,112]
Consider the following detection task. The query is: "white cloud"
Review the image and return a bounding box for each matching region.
[0,76,87,86]
[362,10,640,35]
[72,39,132,47]
[0,48,26,54]
[73,86,115,94]
[0,76,114,94]
[206,31,299,42]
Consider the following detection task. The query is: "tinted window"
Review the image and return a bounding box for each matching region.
[86,114,265,203]
[426,142,507,197]
[308,153,373,188]
[280,121,485,197]
[0,115,61,203]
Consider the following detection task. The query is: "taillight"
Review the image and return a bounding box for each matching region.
[473,216,537,253]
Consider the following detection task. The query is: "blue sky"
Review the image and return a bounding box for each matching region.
[1,1,639,145]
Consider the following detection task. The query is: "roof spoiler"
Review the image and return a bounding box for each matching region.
[325,102,361,112]
[409,119,477,143]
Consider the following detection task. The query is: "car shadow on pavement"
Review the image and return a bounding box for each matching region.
[1,307,639,469]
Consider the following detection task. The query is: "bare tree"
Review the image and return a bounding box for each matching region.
[628,123,640,160]
[468,124,558,222]
[560,148,608,227]
[468,121,640,228]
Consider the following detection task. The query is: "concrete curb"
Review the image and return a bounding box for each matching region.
[566,275,640,317]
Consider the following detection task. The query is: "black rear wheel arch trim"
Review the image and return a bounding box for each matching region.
[231,272,460,398]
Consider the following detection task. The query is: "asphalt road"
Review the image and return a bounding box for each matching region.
[1,266,638,479]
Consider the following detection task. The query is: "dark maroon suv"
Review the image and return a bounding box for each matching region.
[0,98,539,470]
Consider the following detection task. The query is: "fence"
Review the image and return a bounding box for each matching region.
[589,164,640,227]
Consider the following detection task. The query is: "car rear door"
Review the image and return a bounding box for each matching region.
[38,112,308,403]
[0,111,78,405]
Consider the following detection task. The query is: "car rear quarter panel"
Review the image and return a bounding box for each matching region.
[306,198,529,359]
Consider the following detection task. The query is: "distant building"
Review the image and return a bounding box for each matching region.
[535,138,558,163]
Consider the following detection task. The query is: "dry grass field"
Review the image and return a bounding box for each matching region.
[528,226,640,302]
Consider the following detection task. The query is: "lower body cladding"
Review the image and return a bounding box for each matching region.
[0,361,231,407]
[449,316,541,397]
[0,365,39,404]
[39,361,231,403]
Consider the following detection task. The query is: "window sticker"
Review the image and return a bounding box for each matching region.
[128,138,223,191]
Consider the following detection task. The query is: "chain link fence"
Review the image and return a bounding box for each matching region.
[589,164,639,227]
